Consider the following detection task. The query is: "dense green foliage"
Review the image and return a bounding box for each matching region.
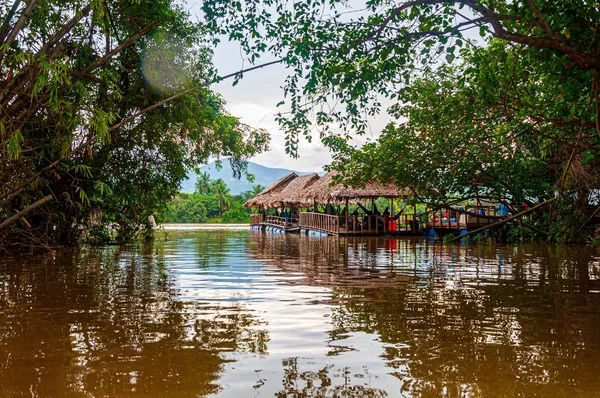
[204,0,600,242]
[161,176,263,223]
[0,0,268,248]
[162,193,209,224]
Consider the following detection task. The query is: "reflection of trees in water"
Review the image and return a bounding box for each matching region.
[0,242,267,397]
[249,232,600,289]
[275,357,387,398]
[165,229,235,268]
[329,281,600,395]
[248,233,600,395]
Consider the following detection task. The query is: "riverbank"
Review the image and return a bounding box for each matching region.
[160,223,249,230]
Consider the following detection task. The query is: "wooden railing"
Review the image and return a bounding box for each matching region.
[264,215,297,229]
[341,214,386,234]
[458,206,500,229]
[250,213,264,225]
[299,213,339,234]
[423,206,500,230]
[300,213,421,235]
[386,213,419,232]
[424,208,459,229]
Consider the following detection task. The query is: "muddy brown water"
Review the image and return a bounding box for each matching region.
[1,229,600,397]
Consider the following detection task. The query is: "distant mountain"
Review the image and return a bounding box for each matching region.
[179,160,321,195]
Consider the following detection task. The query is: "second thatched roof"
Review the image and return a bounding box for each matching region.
[297,171,409,205]
[244,172,298,208]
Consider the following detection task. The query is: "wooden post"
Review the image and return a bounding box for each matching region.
[413,205,417,233]
[390,198,393,232]
[345,198,349,235]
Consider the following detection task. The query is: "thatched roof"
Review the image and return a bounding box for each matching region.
[329,180,411,201]
[297,171,409,205]
[243,172,298,208]
[295,171,336,205]
[245,170,410,209]
[263,173,320,208]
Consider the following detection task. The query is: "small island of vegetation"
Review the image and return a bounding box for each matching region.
[161,172,264,224]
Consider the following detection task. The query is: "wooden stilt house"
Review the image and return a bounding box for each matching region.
[246,171,416,236]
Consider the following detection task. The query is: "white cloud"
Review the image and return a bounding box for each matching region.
[226,102,330,171]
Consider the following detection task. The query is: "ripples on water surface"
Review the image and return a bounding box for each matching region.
[1,229,600,397]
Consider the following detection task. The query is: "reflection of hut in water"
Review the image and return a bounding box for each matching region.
[247,171,417,236]
[247,231,419,289]
[246,232,600,397]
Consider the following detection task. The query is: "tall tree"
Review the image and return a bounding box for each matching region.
[211,178,232,218]
[0,0,269,248]
[195,171,213,195]
[242,184,265,201]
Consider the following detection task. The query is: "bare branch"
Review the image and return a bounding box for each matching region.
[0,195,53,230]
[1,0,38,49]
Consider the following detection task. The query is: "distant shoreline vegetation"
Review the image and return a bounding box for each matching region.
[159,172,263,224]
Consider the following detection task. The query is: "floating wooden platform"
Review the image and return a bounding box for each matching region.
[251,208,509,237]
[251,213,420,236]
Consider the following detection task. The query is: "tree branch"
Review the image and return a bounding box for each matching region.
[81,22,157,75]
[1,0,37,49]
[448,188,583,242]
[0,194,53,230]
[108,59,283,132]
[0,0,22,44]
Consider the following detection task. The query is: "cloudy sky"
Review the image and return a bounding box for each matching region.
[186,2,390,173]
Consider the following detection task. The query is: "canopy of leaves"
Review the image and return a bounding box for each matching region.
[204,0,600,241]
[0,0,269,248]
[204,0,599,154]
[336,40,598,201]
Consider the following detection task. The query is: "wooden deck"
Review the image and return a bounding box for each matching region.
[252,206,508,236]
[250,214,300,232]
[299,213,420,236]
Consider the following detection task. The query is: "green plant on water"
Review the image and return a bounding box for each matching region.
[86,226,114,245]
[442,233,457,244]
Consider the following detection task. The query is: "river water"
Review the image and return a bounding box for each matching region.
[1,229,600,397]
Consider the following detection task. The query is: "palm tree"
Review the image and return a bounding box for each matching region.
[211,178,232,217]
[243,184,265,201]
[194,171,212,195]
[252,184,265,196]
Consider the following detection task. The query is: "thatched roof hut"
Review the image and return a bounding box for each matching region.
[297,171,409,205]
[263,173,320,208]
[246,170,410,209]
[244,172,298,208]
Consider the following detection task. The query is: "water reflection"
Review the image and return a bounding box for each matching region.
[246,232,600,396]
[0,241,267,397]
[0,230,600,397]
